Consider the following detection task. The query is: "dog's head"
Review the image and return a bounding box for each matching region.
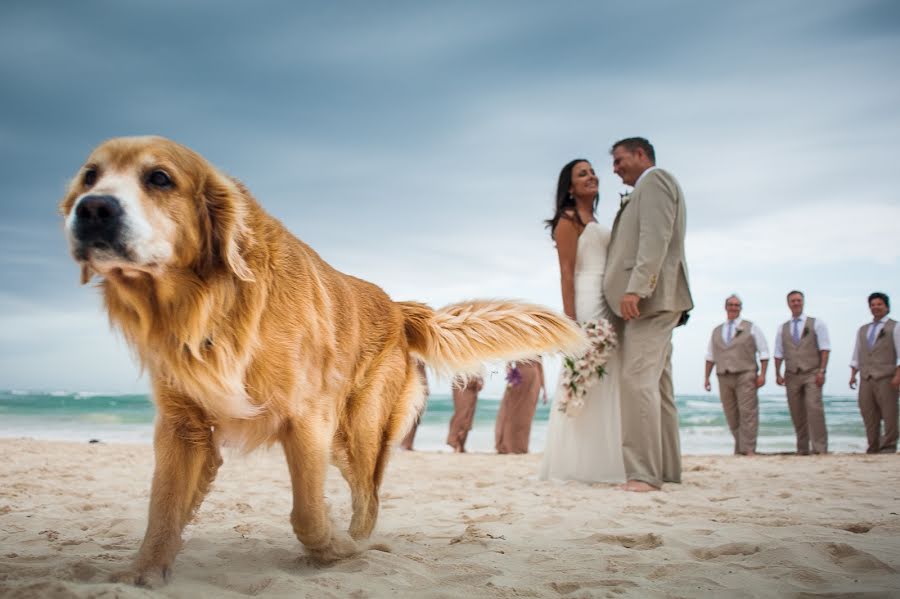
[59,136,253,284]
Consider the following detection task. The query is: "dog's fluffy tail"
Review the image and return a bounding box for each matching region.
[398,299,587,375]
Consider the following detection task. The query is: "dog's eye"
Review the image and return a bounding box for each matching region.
[83,168,97,187]
[147,170,173,189]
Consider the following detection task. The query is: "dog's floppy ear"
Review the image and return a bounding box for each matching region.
[197,171,255,282]
[80,264,95,285]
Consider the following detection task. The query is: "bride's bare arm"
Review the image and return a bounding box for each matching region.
[554,216,579,320]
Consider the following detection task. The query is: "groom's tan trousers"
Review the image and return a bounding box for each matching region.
[620,311,682,487]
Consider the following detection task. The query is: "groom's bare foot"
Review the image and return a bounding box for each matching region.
[620,480,660,493]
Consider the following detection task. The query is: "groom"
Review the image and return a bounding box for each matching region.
[604,137,693,492]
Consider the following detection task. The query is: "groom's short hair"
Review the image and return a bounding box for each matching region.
[611,137,656,163]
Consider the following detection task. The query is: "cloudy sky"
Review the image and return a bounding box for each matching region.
[1,0,898,398]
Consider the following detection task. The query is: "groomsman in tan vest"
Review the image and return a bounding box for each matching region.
[605,137,693,492]
[704,295,769,455]
[849,292,900,454]
[774,290,830,455]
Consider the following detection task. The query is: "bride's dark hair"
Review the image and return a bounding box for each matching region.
[545,158,599,241]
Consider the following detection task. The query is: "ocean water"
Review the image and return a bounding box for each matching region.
[0,390,871,455]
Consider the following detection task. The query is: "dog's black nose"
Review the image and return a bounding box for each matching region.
[73,194,124,248]
[76,194,123,223]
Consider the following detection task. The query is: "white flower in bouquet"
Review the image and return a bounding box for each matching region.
[557,318,617,416]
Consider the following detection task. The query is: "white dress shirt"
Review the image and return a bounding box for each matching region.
[773,314,831,359]
[705,318,770,362]
[620,167,659,207]
[633,165,659,188]
[850,316,900,368]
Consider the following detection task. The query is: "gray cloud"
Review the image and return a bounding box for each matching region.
[1,0,897,393]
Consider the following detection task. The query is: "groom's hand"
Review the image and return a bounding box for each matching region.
[621,294,641,320]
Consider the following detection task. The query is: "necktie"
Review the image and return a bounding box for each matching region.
[726,320,735,344]
[792,318,801,344]
[867,322,879,349]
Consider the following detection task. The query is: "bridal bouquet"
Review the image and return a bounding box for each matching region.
[557,318,617,416]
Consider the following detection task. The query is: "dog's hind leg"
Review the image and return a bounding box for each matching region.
[343,360,420,540]
[280,415,358,563]
[341,418,383,541]
[111,405,219,587]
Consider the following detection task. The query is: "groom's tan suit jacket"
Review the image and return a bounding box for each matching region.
[604,168,693,318]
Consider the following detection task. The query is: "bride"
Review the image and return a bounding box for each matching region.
[539,158,626,483]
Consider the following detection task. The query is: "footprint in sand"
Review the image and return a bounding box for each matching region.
[449,524,503,546]
[234,502,253,513]
[439,564,502,587]
[823,542,896,573]
[709,496,739,503]
[790,567,826,585]
[578,533,663,550]
[648,564,681,580]
[38,529,60,542]
[691,542,760,560]
[548,579,638,595]
[532,514,564,526]
[67,560,102,582]
[463,508,521,525]
[836,522,874,534]
[550,581,581,594]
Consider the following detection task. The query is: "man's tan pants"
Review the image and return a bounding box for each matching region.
[858,376,899,453]
[620,311,682,487]
[785,371,828,454]
[716,371,758,455]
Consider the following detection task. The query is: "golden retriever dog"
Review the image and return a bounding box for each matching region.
[59,136,584,586]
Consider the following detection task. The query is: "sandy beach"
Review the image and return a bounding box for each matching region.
[1,438,898,598]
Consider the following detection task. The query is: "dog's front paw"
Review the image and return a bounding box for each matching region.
[304,530,360,565]
[109,563,171,588]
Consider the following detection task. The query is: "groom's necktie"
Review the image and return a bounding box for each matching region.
[792,318,801,344]
[726,320,735,344]
[867,321,879,349]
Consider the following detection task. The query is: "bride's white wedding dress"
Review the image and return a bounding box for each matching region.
[539,222,626,483]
